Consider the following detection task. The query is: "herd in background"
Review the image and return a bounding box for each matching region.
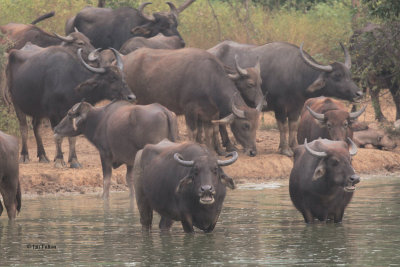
[0,1,396,232]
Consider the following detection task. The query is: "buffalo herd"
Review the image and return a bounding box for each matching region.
[0,2,396,231]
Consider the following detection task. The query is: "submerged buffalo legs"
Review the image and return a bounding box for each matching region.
[100,155,112,200]
[14,105,30,163]
[32,117,49,163]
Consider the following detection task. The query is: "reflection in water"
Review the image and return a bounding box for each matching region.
[1,176,400,265]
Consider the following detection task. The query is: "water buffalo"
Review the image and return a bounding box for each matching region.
[0,11,60,52]
[7,42,135,168]
[133,139,237,232]
[66,1,195,50]
[289,138,360,223]
[353,126,397,150]
[122,47,262,156]
[297,97,366,144]
[0,131,21,220]
[54,101,178,199]
[119,33,185,54]
[208,40,363,156]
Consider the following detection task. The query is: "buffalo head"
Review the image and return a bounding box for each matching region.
[174,151,237,204]
[131,2,184,44]
[54,101,92,137]
[54,30,95,60]
[300,43,363,102]
[75,48,136,102]
[304,138,360,192]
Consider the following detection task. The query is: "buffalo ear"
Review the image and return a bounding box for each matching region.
[306,74,325,93]
[175,175,193,194]
[312,160,326,181]
[220,173,235,189]
[131,26,152,36]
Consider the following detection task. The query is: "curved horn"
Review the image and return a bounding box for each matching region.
[231,101,246,119]
[349,105,367,120]
[54,33,74,43]
[217,151,238,166]
[306,105,325,122]
[300,42,332,72]
[88,48,101,62]
[78,48,106,74]
[166,2,178,20]
[340,42,351,69]
[234,54,248,76]
[74,27,80,33]
[347,137,358,156]
[304,138,327,158]
[138,2,155,21]
[174,153,194,167]
[110,48,124,71]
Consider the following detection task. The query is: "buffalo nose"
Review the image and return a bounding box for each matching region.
[201,185,213,192]
[249,150,257,157]
[349,174,360,185]
[126,94,136,102]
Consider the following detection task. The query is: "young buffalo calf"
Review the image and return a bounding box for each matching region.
[54,101,178,199]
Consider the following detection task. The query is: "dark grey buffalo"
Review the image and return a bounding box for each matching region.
[54,101,178,199]
[297,97,366,144]
[119,33,185,54]
[208,40,363,156]
[289,138,360,223]
[65,1,195,50]
[0,131,21,220]
[122,47,262,156]
[7,39,135,168]
[133,139,237,232]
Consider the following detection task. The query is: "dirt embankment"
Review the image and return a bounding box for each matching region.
[17,93,400,196]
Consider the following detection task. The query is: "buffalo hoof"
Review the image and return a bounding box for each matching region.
[19,155,30,164]
[69,159,82,169]
[279,147,294,157]
[54,158,66,168]
[38,155,50,163]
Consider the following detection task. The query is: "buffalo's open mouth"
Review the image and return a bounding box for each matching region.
[199,195,215,205]
[344,185,356,192]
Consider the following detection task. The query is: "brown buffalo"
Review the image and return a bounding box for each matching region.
[353,126,397,150]
[0,131,21,220]
[133,139,237,233]
[289,138,360,223]
[54,101,178,199]
[297,97,366,144]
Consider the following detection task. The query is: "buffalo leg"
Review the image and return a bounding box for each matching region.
[100,156,112,200]
[181,214,194,233]
[159,216,174,231]
[301,209,314,224]
[53,134,66,168]
[288,116,300,149]
[389,85,400,120]
[212,124,226,156]
[0,187,17,220]
[14,106,30,163]
[219,125,237,152]
[67,137,82,168]
[276,113,293,156]
[0,198,3,216]
[32,117,49,163]
[126,165,134,199]
[370,87,386,122]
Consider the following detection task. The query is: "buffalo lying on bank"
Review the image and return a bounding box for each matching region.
[208,40,363,156]
[0,131,21,220]
[66,1,195,50]
[121,47,262,156]
[297,97,366,144]
[7,36,135,168]
[54,101,178,199]
[289,138,360,223]
[353,125,397,150]
[133,139,237,233]
[120,33,185,54]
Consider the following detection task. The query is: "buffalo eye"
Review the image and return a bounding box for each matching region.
[76,40,85,45]
[332,72,342,81]
[242,123,250,130]
[326,122,332,129]
[343,121,348,128]
[330,157,339,167]
[247,82,255,88]
[377,136,383,142]
[212,167,218,175]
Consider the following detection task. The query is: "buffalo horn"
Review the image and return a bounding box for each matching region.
[54,33,74,43]
[232,101,246,119]
[74,27,80,33]
[174,153,194,167]
[349,105,367,120]
[234,54,248,76]
[138,2,155,21]
[78,48,106,74]
[256,96,264,112]
[110,48,124,71]
[304,138,327,158]
[306,105,325,122]
[88,48,101,61]
[166,2,178,20]
[217,151,238,166]
[347,137,358,156]
[340,42,351,69]
[300,42,333,72]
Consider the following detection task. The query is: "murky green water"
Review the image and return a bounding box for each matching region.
[1,176,400,266]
